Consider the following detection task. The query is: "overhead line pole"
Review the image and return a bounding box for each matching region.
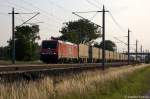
[11,8,15,64]
[12,8,15,64]
[136,40,138,64]
[128,29,131,65]
[141,45,143,63]
[8,8,19,64]
[101,5,109,70]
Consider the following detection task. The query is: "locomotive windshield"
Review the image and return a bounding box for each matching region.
[42,41,57,49]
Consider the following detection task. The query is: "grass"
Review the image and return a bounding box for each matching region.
[0,64,150,99]
[80,67,150,99]
[0,60,43,65]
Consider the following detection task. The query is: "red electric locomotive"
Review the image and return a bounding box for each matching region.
[40,40,78,63]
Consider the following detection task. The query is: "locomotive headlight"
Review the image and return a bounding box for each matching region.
[42,53,48,55]
[41,53,45,55]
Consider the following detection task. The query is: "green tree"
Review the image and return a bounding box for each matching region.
[94,40,117,51]
[59,19,101,44]
[8,25,40,61]
[0,46,10,60]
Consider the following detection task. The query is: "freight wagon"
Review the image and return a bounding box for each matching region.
[79,44,88,63]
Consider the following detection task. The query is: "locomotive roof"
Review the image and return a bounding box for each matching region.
[59,41,77,46]
[43,40,77,46]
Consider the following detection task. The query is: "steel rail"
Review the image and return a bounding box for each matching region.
[0,62,129,74]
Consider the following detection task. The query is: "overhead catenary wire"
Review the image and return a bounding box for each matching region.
[108,12,127,33]
[2,0,139,47]
[86,0,138,53]
[90,12,99,21]
[3,0,43,23]
[72,12,102,27]
[18,14,24,23]
[0,4,59,36]
[0,13,9,17]
[114,37,136,52]
[46,0,75,22]
[35,0,104,34]
[46,0,72,14]
[0,13,34,25]
[86,0,127,34]
[20,0,72,30]
[21,0,65,22]
[3,0,34,12]
[98,1,139,46]
[85,1,126,38]
[114,37,127,45]
[19,12,40,26]
[2,0,63,32]
[86,0,101,9]
[93,0,103,7]
[3,0,63,23]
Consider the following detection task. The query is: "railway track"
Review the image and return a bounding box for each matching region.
[0,62,128,74]
[0,62,130,81]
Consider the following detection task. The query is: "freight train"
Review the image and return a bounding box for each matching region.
[40,40,128,63]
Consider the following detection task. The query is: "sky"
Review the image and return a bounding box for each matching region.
[0,0,150,53]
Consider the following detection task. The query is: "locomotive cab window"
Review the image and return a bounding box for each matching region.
[42,41,57,49]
